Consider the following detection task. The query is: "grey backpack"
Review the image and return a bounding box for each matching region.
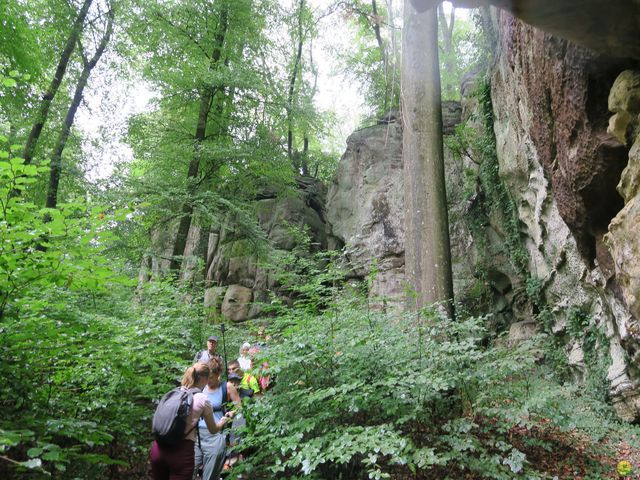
[152,387,199,446]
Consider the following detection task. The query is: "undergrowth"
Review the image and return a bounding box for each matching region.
[236,294,634,479]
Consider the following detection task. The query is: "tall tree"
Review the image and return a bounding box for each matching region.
[128,0,284,275]
[22,0,93,166]
[437,4,456,99]
[47,5,114,209]
[284,0,325,177]
[286,0,305,172]
[341,0,401,117]
[401,0,453,315]
[169,2,230,272]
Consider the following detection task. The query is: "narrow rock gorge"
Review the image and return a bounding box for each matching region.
[139,6,640,422]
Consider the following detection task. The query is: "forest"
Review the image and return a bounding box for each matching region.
[2,0,640,478]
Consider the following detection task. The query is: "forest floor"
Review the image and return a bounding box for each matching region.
[382,420,640,479]
[506,422,640,479]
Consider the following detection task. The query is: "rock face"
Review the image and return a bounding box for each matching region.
[205,177,327,321]
[141,177,328,322]
[325,12,640,420]
[325,104,484,309]
[490,11,640,420]
[605,70,640,418]
[326,121,406,303]
[408,0,640,60]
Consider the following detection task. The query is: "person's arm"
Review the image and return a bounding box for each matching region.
[202,403,231,433]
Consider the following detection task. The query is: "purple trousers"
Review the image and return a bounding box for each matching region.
[149,438,195,480]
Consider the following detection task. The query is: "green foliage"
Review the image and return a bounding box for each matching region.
[0,142,128,318]
[259,223,342,315]
[0,281,210,478]
[438,8,481,101]
[338,1,401,120]
[0,135,209,477]
[237,292,627,479]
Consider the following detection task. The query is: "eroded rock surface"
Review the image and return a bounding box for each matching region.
[605,71,640,420]
[140,177,328,322]
[491,11,640,420]
[326,121,406,303]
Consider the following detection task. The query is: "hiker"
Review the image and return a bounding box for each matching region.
[248,344,271,393]
[237,342,252,371]
[150,362,230,480]
[194,335,223,364]
[228,360,260,398]
[194,358,240,480]
[224,371,248,472]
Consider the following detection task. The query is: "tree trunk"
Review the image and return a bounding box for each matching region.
[371,0,389,112]
[437,4,456,98]
[287,0,305,171]
[47,8,114,209]
[23,0,93,166]
[169,4,229,273]
[401,1,453,315]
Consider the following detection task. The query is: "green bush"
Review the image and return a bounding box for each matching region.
[0,148,211,477]
[237,293,624,479]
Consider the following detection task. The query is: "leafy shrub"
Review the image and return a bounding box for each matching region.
[0,147,211,477]
[237,292,624,479]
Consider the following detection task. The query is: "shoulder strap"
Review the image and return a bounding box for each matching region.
[182,389,198,439]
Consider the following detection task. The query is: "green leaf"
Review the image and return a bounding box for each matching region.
[27,447,43,457]
[42,450,62,461]
[9,70,20,78]
[2,78,17,88]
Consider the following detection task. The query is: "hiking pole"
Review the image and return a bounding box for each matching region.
[220,323,228,381]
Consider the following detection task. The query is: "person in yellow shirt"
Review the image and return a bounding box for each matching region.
[227,360,260,398]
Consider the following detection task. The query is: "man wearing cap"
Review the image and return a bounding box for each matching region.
[194,335,223,364]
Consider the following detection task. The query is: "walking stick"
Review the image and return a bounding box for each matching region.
[220,323,228,381]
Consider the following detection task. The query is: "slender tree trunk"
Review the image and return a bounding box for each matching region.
[401,1,453,315]
[371,0,390,112]
[437,4,456,98]
[23,0,93,166]
[47,9,114,209]
[301,40,319,177]
[169,92,213,272]
[287,0,305,171]
[169,4,229,273]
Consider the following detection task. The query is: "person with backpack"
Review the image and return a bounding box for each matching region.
[150,362,230,480]
[194,357,240,480]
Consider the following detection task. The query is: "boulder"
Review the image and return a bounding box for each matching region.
[508,320,538,344]
[203,177,327,320]
[204,286,227,316]
[221,285,253,322]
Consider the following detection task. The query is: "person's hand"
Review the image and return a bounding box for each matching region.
[225,410,236,419]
